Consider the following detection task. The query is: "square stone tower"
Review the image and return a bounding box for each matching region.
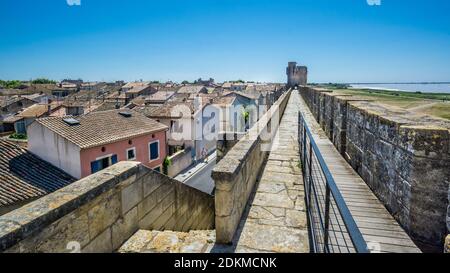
[286,62,308,87]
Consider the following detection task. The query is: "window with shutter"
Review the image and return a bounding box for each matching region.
[149,141,159,161]
[90,154,118,174]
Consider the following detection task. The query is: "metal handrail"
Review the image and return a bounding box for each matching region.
[299,112,368,253]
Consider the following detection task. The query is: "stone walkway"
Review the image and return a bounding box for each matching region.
[118,229,216,253]
[227,90,309,253]
[297,91,421,253]
[118,91,309,253]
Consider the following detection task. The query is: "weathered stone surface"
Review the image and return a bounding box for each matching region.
[117,230,155,253]
[87,192,121,239]
[256,182,285,194]
[253,191,295,209]
[82,228,113,253]
[260,171,300,188]
[248,206,284,221]
[142,177,163,198]
[118,229,215,253]
[111,207,139,250]
[121,180,143,214]
[236,222,309,253]
[228,90,309,253]
[137,191,158,219]
[146,231,181,253]
[285,209,307,228]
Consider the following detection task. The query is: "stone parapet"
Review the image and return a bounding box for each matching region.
[212,90,291,244]
[0,161,214,253]
[299,86,450,252]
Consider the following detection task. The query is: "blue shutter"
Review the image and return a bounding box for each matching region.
[150,142,159,160]
[91,160,100,174]
[111,155,118,164]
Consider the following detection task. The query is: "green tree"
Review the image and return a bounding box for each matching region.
[163,156,172,175]
[0,80,23,89]
[31,78,56,84]
[9,133,27,140]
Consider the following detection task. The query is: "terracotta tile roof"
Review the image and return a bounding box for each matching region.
[170,93,191,103]
[17,104,61,118]
[130,96,147,106]
[212,96,236,107]
[91,101,124,112]
[35,109,168,149]
[223,91,255,101]
[143,101,195,119]
[188,93,218,100]
[0,139,76,208]
[126,85,152,94]
[133,105,161,117]
[24,93,48,102]
[1,97,33,108]
[221,82,232,88]
[2,115,23,123]
[146,91,175,102]
[177,85,208,94]
[122,81,150,89]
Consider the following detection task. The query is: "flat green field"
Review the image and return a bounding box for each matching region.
[319,87,450,120]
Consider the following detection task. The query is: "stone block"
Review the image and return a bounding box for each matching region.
[408,211,447,247]
[142,176,163,198]
[137,193,158,220]
[145,231,180,253]
[18,210,90,253]
[285,209,307,228]
[236,222,309,253]
[152,204,175,230]
[82,228,113,253]
[121,180,143,214]
[138,202,164,230]
[111,206,139,250]
[87,192,121,239]
[118,230,155,253]
[376,116,401,144]
[346,140,363,174]
[252,191,294,209]
[214,187,235,217]
[215,215,236,244]
[399,126,449,159]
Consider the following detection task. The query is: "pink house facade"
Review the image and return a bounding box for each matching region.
[27,110,168,179]
[79,130,166,178]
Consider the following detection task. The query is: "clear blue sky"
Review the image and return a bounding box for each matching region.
[0,0,449,83]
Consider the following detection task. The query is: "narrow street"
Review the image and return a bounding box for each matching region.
[174,151,216,194]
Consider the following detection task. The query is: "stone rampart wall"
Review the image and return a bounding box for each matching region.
[0,162,214,253]
[300,86,450,251]
[212,90,291,244]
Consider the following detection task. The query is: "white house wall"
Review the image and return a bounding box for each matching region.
[27,122,82,179]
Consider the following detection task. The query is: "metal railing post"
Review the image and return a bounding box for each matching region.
[307,139,313,212]
[323,184,331,253]
[303,121,307,175]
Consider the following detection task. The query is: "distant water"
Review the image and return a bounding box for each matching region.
[350,83,450,94]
